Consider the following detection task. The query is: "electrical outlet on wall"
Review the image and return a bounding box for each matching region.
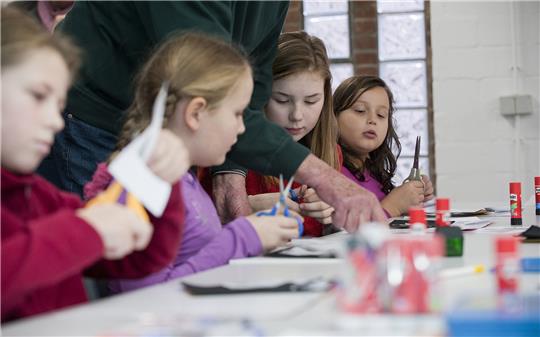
[500,95,533,116]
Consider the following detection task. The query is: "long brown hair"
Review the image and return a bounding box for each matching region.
[333,76,401,193]
[116,31,251,152]
[1,6,80,79]
[263,31,339,187]
[272,31,339,169]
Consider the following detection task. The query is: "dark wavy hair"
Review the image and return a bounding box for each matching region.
[333,76,401,194]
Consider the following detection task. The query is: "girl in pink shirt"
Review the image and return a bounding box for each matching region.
[334,76,434,217]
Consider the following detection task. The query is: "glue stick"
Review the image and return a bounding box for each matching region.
[509,182,522,226]
[535,176,540,216]
[435,198,450,227]
[409,207,426,232]
[495,236,520,294]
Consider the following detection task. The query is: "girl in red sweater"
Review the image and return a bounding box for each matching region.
[1,8,188,322]
[245,31,342,237]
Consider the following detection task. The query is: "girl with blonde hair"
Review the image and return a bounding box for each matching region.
[85,32,300,293]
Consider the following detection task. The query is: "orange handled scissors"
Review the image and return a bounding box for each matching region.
[85,181,149,222]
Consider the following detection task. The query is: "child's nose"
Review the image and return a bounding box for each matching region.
[367,112,377,125]
[237,118,246,135]
[289,103,304,122]
[45,102,64,133]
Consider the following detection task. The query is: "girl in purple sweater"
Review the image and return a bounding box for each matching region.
[85,32,299,293]
[334,76,434,217]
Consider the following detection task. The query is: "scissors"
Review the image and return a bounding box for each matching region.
[256,174,304,236]
[403,136,424,187]
[86,181,150,223]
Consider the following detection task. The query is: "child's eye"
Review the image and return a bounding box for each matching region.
[31,91,46,102]
[378,114,387,118]
[273,97,289,104]
[355,109,366,113]
[305,100,318,105]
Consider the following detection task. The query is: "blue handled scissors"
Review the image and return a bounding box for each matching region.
[256,174,304,236]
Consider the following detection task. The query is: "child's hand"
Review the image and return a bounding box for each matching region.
[298,188,334,225]
[421,175,434,201]
[381,181,424,217]
[147,129,189,184]
[246,214,300,252]
[77,204,153,259]
[248,192,300,213]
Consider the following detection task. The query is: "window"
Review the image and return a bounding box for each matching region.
[299,0,433,185]
[303,0,354,89]
[377,0,430,184]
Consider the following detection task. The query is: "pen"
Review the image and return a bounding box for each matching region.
[440,264,485,278]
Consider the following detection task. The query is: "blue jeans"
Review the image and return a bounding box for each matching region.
[38,112,117,198]
[38,112,117,299]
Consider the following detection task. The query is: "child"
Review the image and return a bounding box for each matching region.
[1,8,188,322]
[245,31,341,237]
[334,75,434,217]
[84,32,300,293]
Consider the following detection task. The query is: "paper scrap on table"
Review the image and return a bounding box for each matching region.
[450,216,492,231]
[108,83,171,217]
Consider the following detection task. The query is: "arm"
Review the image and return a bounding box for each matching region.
[295,154,388,232]
[164,218,261,279]
[84,182,184,279]
[1,209,103,314]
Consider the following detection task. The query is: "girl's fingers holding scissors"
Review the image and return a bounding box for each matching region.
[285,198,301,213]
[421,175,434,200]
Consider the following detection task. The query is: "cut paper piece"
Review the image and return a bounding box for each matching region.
[109,83,171,217]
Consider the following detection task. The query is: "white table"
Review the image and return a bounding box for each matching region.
[3,206,539,336]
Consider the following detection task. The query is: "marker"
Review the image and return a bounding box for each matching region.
[535,176,540,216]
[439,264,485,278]
[509,182,522,226]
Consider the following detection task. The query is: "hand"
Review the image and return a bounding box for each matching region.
[147,129,189,184]
[298,188,334,225]
[295,154,387,232]
[421,174,434,201]
[77,204,153,259]
[381,180,425,217]
[246,213,300,251]
[212,173,252,223]
[248,192,300,213]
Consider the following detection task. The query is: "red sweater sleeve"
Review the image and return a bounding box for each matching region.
[1,209,104,313]
[84,182,184,279]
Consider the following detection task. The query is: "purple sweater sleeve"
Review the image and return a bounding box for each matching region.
[108,217,262,293]
[166,217,262,279]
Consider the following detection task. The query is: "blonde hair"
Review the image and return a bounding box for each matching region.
[1,7,80,79]
[116,32,251,151]
[263,31,339,187]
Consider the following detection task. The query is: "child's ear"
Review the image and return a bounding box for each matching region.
[183,97,207,131]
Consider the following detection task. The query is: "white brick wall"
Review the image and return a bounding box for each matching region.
[430,1,539,205]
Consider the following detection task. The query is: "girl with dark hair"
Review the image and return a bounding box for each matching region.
[334,76,434,217]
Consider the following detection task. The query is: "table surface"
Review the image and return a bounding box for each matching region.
[3,203,539,336]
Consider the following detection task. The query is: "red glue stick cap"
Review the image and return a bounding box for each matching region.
[509,182,521,194]
[409,207,426,225]
[496,236,519,253]
[436,198,450,211]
